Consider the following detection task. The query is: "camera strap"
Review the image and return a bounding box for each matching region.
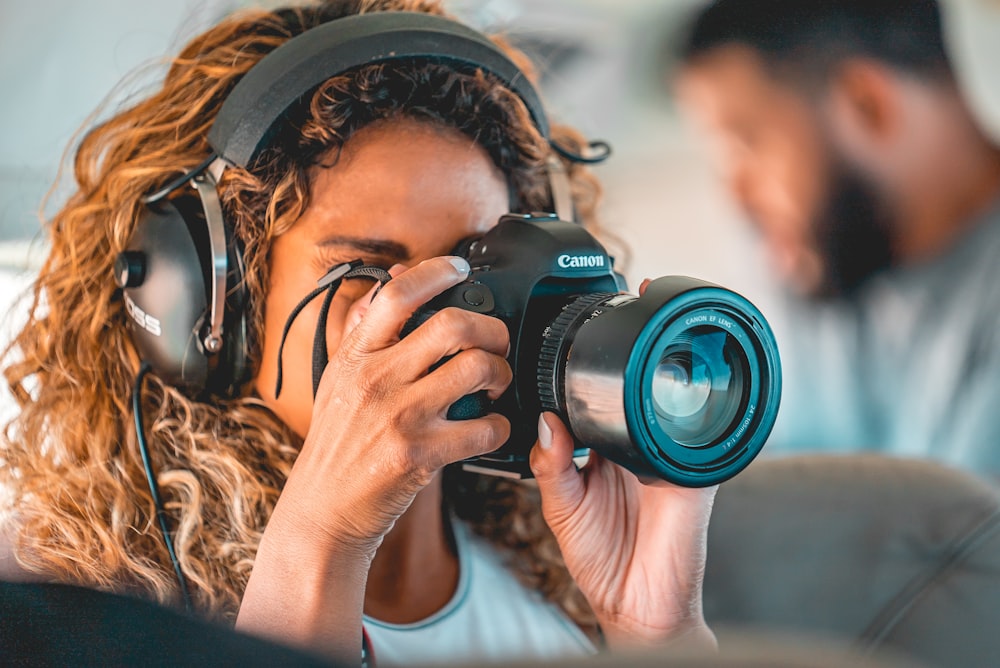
[274,260,392,399]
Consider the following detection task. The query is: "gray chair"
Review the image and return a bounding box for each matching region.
[704,454,1000,667]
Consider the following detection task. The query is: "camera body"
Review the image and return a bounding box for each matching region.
[406,213,781,487]
[407,213,624,472]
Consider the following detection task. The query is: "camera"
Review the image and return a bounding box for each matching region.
[405,213,781,487]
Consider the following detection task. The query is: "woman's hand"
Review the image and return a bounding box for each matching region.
[530,413,718,651]
[531,280,717,647]
[271,256,511,557]
[530,278,718,651]
[238,256,512,657]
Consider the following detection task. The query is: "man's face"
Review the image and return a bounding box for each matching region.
[676,46,894,299]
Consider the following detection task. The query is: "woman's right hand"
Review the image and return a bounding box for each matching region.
[275,255,511,556]
[237,256,511,655]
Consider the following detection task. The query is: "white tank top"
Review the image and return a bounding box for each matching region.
[362,521,595,666]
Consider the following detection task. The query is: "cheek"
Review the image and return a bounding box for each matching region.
[258,295,358,438]
[254,252,359,439]
[776,148,816,217]
[755,133,828,237]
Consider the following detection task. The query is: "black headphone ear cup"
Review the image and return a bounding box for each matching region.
[122,198,211,392]
[119,196,250,398]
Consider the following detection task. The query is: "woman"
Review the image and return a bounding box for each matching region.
[0,0,717,663]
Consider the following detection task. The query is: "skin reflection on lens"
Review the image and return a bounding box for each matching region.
[652,355,712,418]
[651,328,742,447]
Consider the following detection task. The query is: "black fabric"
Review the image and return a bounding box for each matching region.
[703,453,1000,668]
[0,581,336,667]
[275,281,330,399]
[313,284,338,398]
[0,583,918,668]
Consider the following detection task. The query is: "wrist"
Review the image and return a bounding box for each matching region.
[237,521,373,661]
[598,613,717,653]
[267,477,386,563]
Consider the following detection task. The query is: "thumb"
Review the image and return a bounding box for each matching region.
[530,413,585,524]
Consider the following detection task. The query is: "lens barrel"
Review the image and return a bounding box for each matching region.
[549,276,781,487]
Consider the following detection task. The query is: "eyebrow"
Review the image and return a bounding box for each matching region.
[317,235,412,262]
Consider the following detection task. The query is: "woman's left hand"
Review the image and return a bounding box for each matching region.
[530,412,718,651]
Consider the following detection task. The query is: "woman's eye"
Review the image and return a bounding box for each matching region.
[312,251,392,301]
[315,251,388,273]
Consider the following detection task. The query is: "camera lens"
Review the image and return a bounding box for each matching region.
[552,277,781,487]
[433,217,780,485]
[651,328,747,448]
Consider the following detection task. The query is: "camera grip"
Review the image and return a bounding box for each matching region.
[400,280,497,421]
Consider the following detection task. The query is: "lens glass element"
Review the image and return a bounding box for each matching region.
[650,325,748,447]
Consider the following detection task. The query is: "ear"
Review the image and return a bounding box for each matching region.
[825,58,902,152]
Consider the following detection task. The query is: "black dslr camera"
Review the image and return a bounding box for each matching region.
[406,213,781,487]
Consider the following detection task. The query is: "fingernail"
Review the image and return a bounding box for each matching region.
[538,413,553,450]
[449,256,470,277]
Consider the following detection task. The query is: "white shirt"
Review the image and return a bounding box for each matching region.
[766,197,1000,474]
[363,521,595,666]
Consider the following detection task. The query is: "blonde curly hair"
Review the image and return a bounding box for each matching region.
[1,0,603,628]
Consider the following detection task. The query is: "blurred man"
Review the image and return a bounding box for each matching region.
[673,0,1000,472]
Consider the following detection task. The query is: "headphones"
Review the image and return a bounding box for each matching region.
[114,10,609,398]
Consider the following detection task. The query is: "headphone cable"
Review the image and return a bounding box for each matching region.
[132,361,194,614]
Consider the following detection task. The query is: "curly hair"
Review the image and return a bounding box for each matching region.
[1,0,602,627]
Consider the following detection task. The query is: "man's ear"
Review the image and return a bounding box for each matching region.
[826,58,902,150]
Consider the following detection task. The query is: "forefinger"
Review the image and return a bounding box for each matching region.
[349,256,471,350]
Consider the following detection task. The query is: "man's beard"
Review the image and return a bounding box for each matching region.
[808,159,896,300]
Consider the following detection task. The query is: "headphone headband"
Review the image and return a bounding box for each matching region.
[207,11,550,168]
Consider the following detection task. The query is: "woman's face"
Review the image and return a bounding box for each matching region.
[254,118,509,437]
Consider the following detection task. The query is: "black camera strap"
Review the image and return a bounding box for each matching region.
[274,261,392,399]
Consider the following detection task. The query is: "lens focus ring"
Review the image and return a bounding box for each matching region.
[537,292,616,414]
